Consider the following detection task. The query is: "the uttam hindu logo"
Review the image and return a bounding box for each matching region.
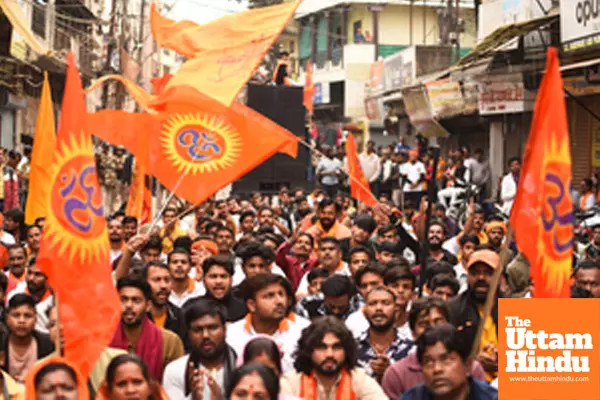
[504,316,592,373]
[499,299,600,400]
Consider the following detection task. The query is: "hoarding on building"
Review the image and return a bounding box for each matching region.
[561,0,600,52]
[370,60,385,93]
[384,48,415,91]
[314,82,330,104]
[478,74,535,115]
[402,86,449,137]
[425,79,465,119]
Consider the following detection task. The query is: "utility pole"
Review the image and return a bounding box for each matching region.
[102,0,118,108]
[116,0,128,109]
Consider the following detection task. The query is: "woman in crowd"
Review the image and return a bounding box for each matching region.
[97,354,169,400]
[25,355,88,400]
[226,363,280,400]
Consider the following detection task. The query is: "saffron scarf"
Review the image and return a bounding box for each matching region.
[315,220,339,238]
[109,317,164,381]
[299,369,356,400]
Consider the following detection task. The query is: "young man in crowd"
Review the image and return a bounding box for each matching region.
[426,221,457,265]
[122,216,138,242]
[168,248,205,308]
[305,198,351,241]
[448,249,500,383]
[6,259,52,333]
[143,261,185,340]
[296,275,360,321]
[429,274,460,302]
[402,324,497,399]
[357,287,413,382]
[384,265,416,338]
[377,225,398,244]
[345,263,386,336]
[257,206,290,236]
[453,234,479,293]
[107,218,125,264]
[348,246,375,277]
[281,316,386,399]
[237,210,256,240]
[359,140,382,195]
[296,237,350,298]
[161,207,187,254]
[400,150,426,207]
[227,273,302,372]
[110,277,184,380]
[306,267,330,296]
[162,299,238,400]
[25,225,42,262]
[214,226,236,258]
[3,294,54,383]
[341,215,378,260]
[275,230,318,291]
[196,255,246,322]
[573,260,600,298]
[6,244,28,295]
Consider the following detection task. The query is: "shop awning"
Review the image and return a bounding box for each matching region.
[0,0,47,55]
[457,12,559,67]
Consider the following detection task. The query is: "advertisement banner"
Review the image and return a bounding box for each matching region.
[479,74,534,115]
[561,0,600,52]
[384,47,415,91]
[370,60,385,93]
[425,79,465,119]
[313,82,330,105]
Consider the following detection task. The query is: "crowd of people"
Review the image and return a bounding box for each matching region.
[0,136,598,399]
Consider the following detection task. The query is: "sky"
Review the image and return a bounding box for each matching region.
[168,0,249,25]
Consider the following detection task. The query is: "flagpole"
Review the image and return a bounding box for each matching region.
[468,225,514,360]
[54,294,63,356]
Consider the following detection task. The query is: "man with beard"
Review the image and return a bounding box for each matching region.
[143,261,185,340]
[357,287,413,381]
[281,316,385,399]
[5,245,28,295]
[162,299,237,400]
[292,196,312,229]
[275,230,319,291]
[448,249,500,383]
[426,222,457,265]
[215,226,236,257]
[7,259,53,333]
[403,325,497,400]
[168,248,205,308]
[305,198,351,241]
[25,225,42,262]
[226,273,302,373]
[237,210,256,240]
[192,255,246,322]
[122,216,138,242]
[256,206,290,236]
[295,237,351,298]
[107,218,125,265]
[348,246,375,277]
[444,202,488,256]
[484,219,514,263]
[110,277,184,380]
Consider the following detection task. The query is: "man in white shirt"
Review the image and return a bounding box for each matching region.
[163,299,237,400]
[316,145,343,198]
[359,140,382,195]
[453,234,480,294]
[226,274,302,373]
[400,150,427,206]
[168,248,205,308]
[500,157,521,216]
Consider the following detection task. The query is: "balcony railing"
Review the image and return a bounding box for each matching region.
[315,51,327,69]
[332,46,342,67]
[31,3,46,38]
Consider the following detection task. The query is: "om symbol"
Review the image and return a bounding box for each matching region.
[59,165,104,233]
[541,172,574,255]
[177,129,222,161]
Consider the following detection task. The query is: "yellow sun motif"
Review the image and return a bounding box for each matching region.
[161,113,242,175]
[533,131,573,295]
[43,132,109,266]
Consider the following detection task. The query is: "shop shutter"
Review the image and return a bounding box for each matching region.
[567,97,593,184]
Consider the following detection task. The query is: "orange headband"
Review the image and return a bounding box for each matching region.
[485,220,507,234]
[192,240,219,255]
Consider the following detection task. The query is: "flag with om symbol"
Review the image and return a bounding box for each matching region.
[37,54,121,378]
[510,48,573,298]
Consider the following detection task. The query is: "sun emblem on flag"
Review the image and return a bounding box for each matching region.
[45,134,108,265]
[161,113,242,175]
[536,132,573,294]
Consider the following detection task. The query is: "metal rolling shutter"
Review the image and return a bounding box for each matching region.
[567,96,595,184]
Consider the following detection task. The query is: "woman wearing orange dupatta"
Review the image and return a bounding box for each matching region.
[24,355,89,400]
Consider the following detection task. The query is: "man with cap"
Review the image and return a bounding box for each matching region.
[273,50,292,86]
[484,218,514,261]
[340,214,378,261]
[448,249,501,383]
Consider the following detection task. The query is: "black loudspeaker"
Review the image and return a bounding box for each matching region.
[233,84,309,194]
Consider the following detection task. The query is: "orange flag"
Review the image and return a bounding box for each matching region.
[150,1,301,105]
[510,47,573,298]
[125,136,152,225]
[25,72,56,224]
[85,86,299,205]
[304,61,315,114]
[37,54,121,378]
[345,134,378,208]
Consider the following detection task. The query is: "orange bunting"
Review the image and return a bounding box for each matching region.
[304,61,315,114]
[37,53,121,379]
[345,134,378,208]
[85,86,299,205]
[510,48,573,298]
[150,1,301,105]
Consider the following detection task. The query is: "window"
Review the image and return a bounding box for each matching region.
[289,40,295,53]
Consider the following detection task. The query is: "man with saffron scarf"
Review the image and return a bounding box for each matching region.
[110,277,184,381]
[305,198,351,242]
[281,316,385,399]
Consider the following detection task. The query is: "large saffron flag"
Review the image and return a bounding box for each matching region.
[304,61,315,114]
[37,54,121,378]
[345,134,378,208]
[85,86,299,205]
[150,1,301,105]
[25,72,55,224]
[510,47,573,298]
